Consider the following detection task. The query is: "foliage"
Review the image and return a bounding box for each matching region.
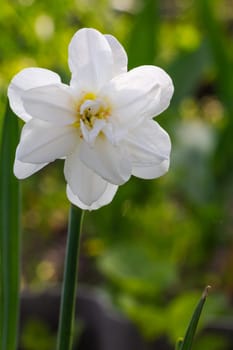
[20,319,56,350]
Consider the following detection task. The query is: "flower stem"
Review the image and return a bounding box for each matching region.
[56,205,85,350]
[0,102,21,350]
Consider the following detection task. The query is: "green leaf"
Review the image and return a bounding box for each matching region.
[167,41,211,107]
[196,0,233,182]
[0,101,21,350]
[127,0,160,68]
[197,0,233,109]
[180,286,211,350]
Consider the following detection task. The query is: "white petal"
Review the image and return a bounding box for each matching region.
[102,118,128,145]
[132,159,170,179]
[22,84,76,124]
[80,137,131,185]
[102,65,174,127]
[124,120,171,179]
[14,158,48,179]
[8,68,61,122]
[69,28,114,92]
[17,119,78,163]
[67,183,118,210]
[104,34,128,75]
[64,149,115,206]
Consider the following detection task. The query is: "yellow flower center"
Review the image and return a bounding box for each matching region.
[74,93,111,130]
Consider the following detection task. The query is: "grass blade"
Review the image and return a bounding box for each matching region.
[180,286,211,350]
[0,101,21,350]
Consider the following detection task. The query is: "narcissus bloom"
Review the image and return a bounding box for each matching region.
[8,28,174,210]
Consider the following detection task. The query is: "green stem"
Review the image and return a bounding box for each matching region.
[56,205,84,350]
[0,102,21,350]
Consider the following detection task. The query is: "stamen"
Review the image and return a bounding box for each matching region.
[77,95,110,130]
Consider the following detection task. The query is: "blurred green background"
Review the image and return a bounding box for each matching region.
[1,0,233,349]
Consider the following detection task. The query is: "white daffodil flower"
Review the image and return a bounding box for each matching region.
[8,28,174,210]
